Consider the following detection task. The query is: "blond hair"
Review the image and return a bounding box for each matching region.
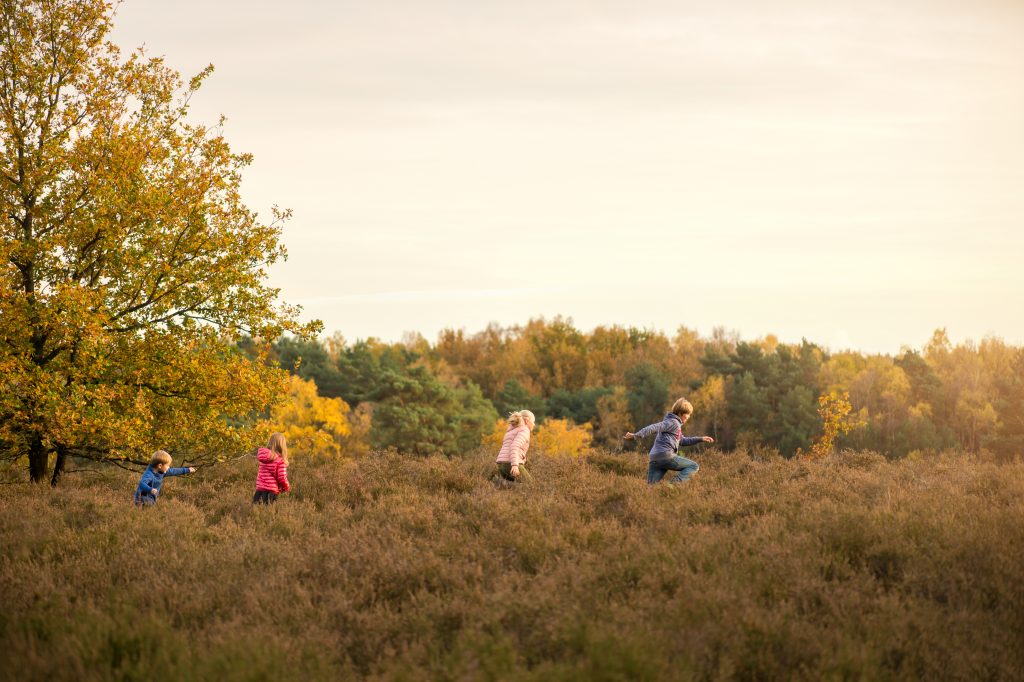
[266,432,289,463]
[671,398,694,417]
[507,410,536,429]
[149,450,172,467]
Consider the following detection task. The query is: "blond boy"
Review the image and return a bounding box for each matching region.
[133,450,195,505]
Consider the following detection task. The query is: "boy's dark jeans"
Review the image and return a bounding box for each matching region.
[647,456,699,484]
[252,490,278,504]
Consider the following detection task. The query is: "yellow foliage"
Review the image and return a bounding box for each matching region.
[0,0,319,481]
[481,419,509,452]
[266,376,357,457]
[481,417,594,458]
[533,418,593,458]
[802,391,865,459]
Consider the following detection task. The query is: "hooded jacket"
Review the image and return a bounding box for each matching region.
[255,447,290,494]
[633,413,705,461]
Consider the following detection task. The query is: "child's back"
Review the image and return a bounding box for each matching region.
[253,432,290,504]
[255,448,289,493]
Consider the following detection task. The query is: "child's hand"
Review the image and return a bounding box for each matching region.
[188,467,196,473]
[151,488,158,496]
[702,436,715,443]
[510,465,520,479]
[623,432,635,440]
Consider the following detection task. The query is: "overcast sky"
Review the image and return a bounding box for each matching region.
[109,0,1024,354]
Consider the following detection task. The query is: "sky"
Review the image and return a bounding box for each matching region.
[109,0,1024,355]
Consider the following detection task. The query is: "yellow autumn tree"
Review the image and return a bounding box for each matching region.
[481,419,509,452]
[264,376,364,457]
[803,391,864,459]
[0,0,317,483]
[533,418,593,458]
[692,375,727,443]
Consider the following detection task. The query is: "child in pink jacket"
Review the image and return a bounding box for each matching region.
[253,432,291,504]
[495,410,535,482]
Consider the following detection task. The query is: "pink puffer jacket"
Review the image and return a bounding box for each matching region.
[255,447,290,494]
[496,424,531,467]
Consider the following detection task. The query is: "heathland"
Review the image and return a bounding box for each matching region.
[1,448,1021,681]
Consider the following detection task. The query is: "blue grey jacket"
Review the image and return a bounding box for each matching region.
[634,413,705,461]
[133,465,191,505]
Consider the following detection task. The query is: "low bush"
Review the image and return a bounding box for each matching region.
[0,448,1021,680]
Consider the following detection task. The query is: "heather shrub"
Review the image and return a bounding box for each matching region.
[1,449,1022,681]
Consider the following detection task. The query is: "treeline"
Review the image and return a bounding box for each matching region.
[256,318,1024,459]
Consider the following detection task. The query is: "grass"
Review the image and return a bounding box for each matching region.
[0,448,1022,681]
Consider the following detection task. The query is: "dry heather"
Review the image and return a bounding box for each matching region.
[0,449,1022,681]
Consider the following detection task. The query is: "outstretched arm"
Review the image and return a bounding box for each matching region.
[626,418,673,441]
[680,436,714,446]
[165,467,194,476]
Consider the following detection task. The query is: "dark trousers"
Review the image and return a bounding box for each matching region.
[252,490,278,504]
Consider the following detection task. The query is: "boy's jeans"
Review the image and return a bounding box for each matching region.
[647,456,699,484]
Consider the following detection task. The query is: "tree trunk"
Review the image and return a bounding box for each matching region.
[28,435,50,483]
[50,447,67,487]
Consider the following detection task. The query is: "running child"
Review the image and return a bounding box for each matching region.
[624,398,714,484]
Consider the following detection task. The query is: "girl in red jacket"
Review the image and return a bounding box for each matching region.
[253,432,291,504]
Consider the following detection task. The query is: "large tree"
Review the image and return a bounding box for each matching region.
[0,0,317,483]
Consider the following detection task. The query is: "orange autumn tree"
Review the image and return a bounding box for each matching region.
[0,0,317,484]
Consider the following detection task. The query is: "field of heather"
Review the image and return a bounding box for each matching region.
[1,449,1022,681]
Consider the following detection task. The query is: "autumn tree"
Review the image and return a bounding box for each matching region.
[533,418,592,457]
[692,375,727,443]
[803,391,863,459]
[266,375,362,457]
[0,0,315,483]
[594,386,631,446]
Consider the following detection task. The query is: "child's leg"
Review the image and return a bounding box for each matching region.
[665,456,699,483]
[647,460,669,484]
[496,463,516,482]
[252,490,277,504]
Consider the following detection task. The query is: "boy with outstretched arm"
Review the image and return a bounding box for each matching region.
[624,398,714,485]
[133,450,195,505]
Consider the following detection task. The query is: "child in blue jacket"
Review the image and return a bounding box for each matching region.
[624,398,714,484]
[133,450,195,505]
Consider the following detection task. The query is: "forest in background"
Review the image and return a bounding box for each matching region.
[254,318,1024,461]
